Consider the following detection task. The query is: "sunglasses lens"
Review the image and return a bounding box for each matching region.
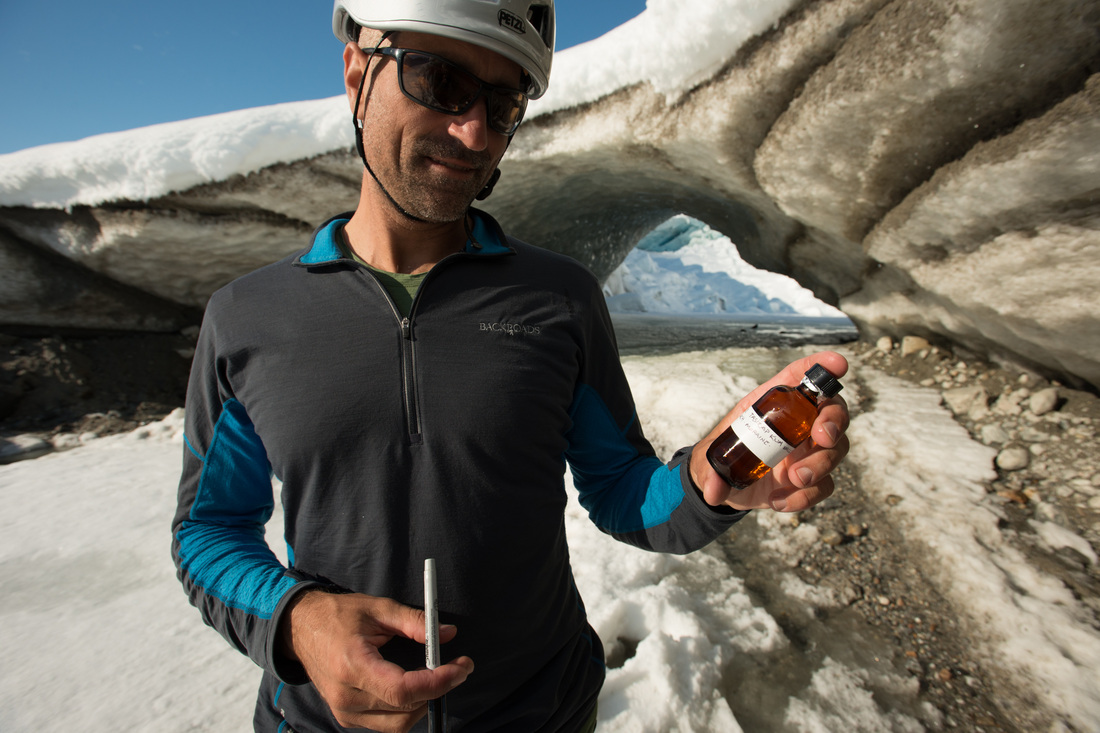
[402,53,479,113]
[489,90,526,135]
[399,51,527,136]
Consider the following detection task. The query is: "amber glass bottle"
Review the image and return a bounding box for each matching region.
[706,364,843,490]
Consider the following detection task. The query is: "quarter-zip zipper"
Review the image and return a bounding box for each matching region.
[399,314,420,442]
[355,272,422,442]
[358,252,467,443]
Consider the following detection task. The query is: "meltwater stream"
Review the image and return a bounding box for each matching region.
[612,313,858,357]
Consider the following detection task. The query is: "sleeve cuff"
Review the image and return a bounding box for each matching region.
[672,445,750,521]
[266,578,328,686]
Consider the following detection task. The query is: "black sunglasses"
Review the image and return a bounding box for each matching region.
[362,46,528,136]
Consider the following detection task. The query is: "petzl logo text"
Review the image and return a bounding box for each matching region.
[498,9,526,34]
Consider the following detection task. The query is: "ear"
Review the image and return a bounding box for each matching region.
[344,43,367,117]
[476,169,501,200]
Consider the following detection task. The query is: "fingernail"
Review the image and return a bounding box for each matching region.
[823,423,840,444]
[771,496,788,512]
[796,467,814,487]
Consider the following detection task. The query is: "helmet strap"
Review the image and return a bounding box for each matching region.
[352,32,429,224]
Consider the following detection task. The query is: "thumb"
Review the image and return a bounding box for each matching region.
[365,596,433,644]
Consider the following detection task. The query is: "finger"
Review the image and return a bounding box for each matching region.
[403,657,475,695]
[811,395,849,448]
[332,706,426,733]
[352,648,474,709]
[364,601,464,648]
[322,655,473,730]
[773,433,850,490]
[439,623,459,644]
[766,475,836,513]
[361,596,432,644]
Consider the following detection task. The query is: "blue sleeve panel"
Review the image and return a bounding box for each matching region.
[176,399,295,619]
[567,383,682,532]
[566,383,747,555]
[173,389,313,682]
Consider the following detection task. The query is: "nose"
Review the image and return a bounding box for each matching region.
[448,95,491,152]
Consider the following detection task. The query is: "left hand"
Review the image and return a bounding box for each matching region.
[689,351,850,513]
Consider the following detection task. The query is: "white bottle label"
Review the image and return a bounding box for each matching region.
[731,408,794,467]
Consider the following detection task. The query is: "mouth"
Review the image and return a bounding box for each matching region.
[427,156,477,174]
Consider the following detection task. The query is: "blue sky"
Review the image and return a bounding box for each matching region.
[0,1,645,155]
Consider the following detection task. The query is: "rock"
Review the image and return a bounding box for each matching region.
[1028,387,1060,416]
[50,434,83,451]
[1019,427,1051,442]
[876,336,894,353]
[996,446,1030,471]
[1071,478,1093,494]
[0,434,52,463]
[992,390,1028,416]
[821,529,844,547]
[900,336,931,357]
[979,424,1010,445]
[836,583,863,606]
[942,386,988,418]
[1035,501,1068,524]
[844,523,866,539]
[997,488,1029,505]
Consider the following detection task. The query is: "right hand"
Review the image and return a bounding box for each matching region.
[689,350,850,513]
[278,589,474,732]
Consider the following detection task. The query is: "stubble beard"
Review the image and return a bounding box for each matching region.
[374,136,497,224]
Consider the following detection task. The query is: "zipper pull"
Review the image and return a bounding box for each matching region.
[401,317,412,340]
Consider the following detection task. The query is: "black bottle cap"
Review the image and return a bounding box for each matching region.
[804,364,843,398]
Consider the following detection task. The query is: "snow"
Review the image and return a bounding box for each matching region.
[1,0,1098,728]
[529,0,799,116]
[0,414,260,731]
[603,215,848,318]
[0,97,352,210]
[0,0,797,210]
[5,350,1099,731]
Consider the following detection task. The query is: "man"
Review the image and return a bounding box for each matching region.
[171,1,850,731]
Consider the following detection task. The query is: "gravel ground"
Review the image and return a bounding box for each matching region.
[719,338,1100,732]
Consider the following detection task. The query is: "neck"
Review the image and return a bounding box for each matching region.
[344,174,469,274]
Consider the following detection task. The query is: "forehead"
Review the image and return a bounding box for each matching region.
[392,31,524,89]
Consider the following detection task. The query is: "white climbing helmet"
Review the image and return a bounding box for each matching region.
[332,0,555,99]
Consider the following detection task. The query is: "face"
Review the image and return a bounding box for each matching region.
[346,31,524,223]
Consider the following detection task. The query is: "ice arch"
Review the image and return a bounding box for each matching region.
[601,214,848,319]
[0,0,1097,388]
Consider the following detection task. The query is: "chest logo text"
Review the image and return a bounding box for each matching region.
[480,322,541,336]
